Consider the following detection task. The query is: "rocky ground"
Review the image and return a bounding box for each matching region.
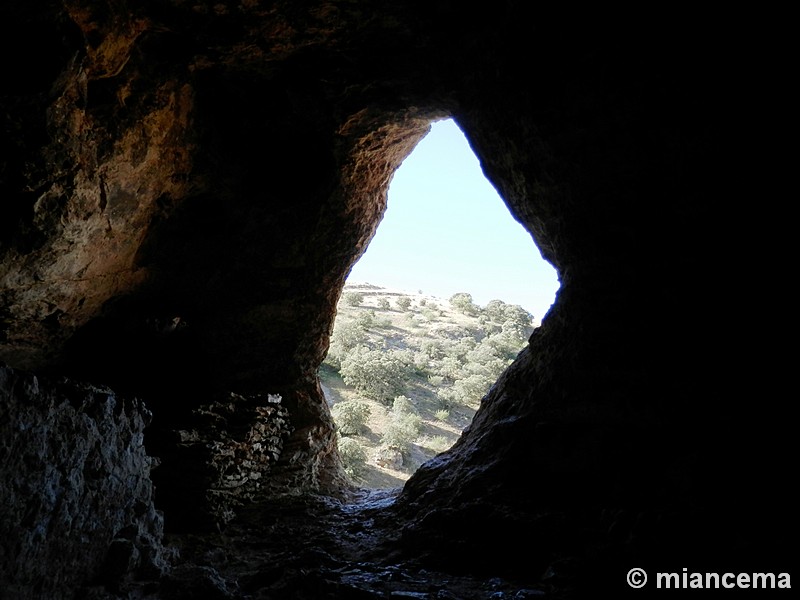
[129,489,552,600]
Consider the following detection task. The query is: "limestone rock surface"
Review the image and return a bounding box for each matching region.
[0,364,166,598]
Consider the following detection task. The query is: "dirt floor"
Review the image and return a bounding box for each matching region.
[156,488,551,599]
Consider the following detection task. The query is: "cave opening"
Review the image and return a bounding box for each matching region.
[322,118,560,489]
[3,3,790,597]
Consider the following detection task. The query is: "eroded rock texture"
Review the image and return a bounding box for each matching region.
[150,391,294,532]
[0,0,792,597]
[0,364,166,597]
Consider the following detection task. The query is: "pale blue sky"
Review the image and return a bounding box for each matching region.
[347,118,560,321]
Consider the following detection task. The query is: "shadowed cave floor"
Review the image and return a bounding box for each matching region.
[148,488,551,600]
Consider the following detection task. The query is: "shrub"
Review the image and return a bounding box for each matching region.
[433,356,463,381]
[421,307,440,321]
[374,444,403,469]
[355,310,375,329]
[396,296,412,311]
[392,348,417,372]
[391,395,415,415]
[381,410,422,453]
[451,335,478,359]
[465,341,510,375]
[338,436,368,479]
[479,321,529,361]
[409,314,429,329]
[435,392,453,410]
[343,291,364,307]
[428,374,445,387]
[423,434,451,454]
[420,339,445,361]
[377,297,391,310]
[437,372,495,408]
[380,398,423,457]
[373,315,392,329]
[411,351,430,374]
[434,409,450,422]
[331,400,372,435]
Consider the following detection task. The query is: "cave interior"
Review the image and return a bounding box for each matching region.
[0,2,794,598]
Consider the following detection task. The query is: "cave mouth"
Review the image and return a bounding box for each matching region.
[322,118,560,489]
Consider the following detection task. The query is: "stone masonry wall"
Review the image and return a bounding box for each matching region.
[150,391,294,532]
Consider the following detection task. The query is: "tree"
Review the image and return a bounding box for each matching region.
[501,303,534,332]
[339,346,410,403]
[483,319,529,360]
[331,400,372,435]
[484,299,508,322]
[325,318,368,369]
[449,292,478,315]
[331,319,367,350]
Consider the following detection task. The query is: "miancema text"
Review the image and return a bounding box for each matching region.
[658,569,791,589]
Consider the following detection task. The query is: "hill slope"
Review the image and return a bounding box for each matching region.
[320,282,535,488]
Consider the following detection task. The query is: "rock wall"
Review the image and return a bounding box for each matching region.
[0,364,166,598]
[149,391,294,532]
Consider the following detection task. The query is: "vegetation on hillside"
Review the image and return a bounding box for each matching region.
[320,283,535,488]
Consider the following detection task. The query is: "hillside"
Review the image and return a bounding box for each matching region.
[320,282,535,489]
